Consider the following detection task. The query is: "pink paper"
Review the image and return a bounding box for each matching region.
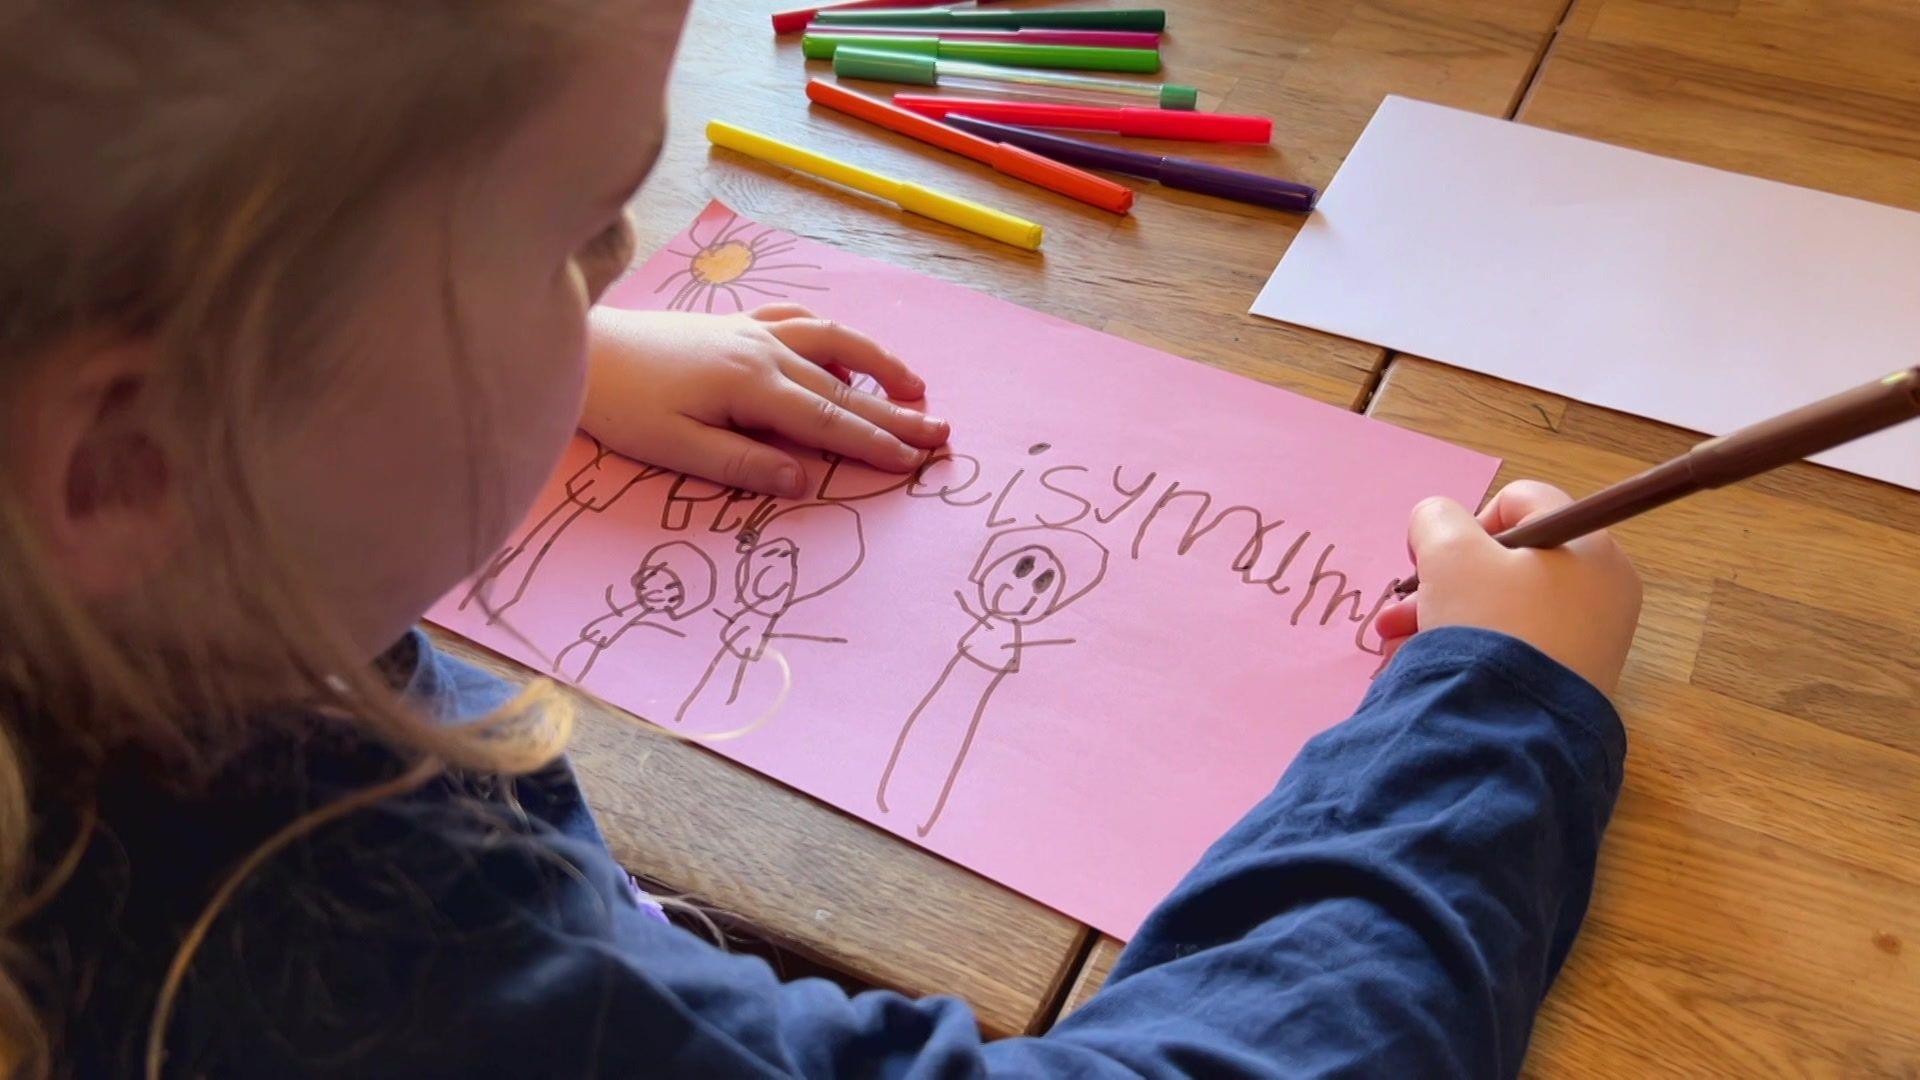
[430,201,1498,938]
[1252,96,1920,491]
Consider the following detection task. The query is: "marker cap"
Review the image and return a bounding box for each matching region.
[834,46,938,85]
[1158,84,1198,110]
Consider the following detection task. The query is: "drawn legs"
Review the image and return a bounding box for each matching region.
[877,652,965,813]
[726,653,753,706]
[674,644,731,724]
[553,636,604,683]
[458,501,591,622]
[876,653,1011,836]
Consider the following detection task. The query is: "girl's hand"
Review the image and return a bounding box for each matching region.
[580,303,950,498]
[1373,480,1642,694]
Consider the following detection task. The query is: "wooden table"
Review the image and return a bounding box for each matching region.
[442,0,1920,1068]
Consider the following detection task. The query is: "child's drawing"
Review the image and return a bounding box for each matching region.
[657,211,826,313]
[553,541,717,684]
[877,525,1110,837]
[674,502,865,724]
[459,438,666,622]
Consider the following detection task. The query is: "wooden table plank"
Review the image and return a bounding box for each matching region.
[482,0,1576,1036]
[1058,0,1920,1060]
[433,631,1086,1037]
[1367,359,1920,1077]
[1520,0,1920,211]
[1058,936,1124,1020]
[629,0,1576,410]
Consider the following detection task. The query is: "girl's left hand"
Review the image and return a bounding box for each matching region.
[579,303,950,498]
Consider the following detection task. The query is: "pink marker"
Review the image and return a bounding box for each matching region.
[799,22,1162,49]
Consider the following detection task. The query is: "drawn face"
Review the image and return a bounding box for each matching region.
[632,565,687,614]
[977,545,1067,623]
[739,538,799,611]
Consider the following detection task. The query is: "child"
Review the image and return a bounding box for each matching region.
[0,2,1642,1076]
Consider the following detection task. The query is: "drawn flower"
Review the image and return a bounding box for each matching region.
[656,211,827,313]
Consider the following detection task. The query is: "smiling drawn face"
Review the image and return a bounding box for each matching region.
[632,564,686,613]
[977,544,1067,623]
[737,537,799,613]
[967,525,1109,627]
[630,540,716,621]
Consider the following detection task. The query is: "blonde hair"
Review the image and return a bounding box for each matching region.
[0,2,632,1073]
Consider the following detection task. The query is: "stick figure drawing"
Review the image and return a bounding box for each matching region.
[458,437,666,622]
[877,525,1110,837]
[553,541,717,684]
[674,502,866,725]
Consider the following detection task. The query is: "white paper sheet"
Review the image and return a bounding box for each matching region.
[1252,95,1920,491]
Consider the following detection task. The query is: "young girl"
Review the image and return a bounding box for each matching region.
[0,2,1642,1076]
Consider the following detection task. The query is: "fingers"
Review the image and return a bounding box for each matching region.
[1476,480,1574,534]
[749,302,815,323]
[1373,595,1418,641]
[763,316,927,401]
[654,420,811,498]
[1406,496,1485,564]
[778,353,949,450]
[736,376,931,474]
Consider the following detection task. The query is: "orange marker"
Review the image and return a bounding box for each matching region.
[805,78,1135,215]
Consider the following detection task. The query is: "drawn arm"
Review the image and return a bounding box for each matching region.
[718,617,758,654]
[953,589,984,620]
[1003,637,1076,649]
[766,632,848,645]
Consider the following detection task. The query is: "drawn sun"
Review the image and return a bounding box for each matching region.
[656,212,826,313]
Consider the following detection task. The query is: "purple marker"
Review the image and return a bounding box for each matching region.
[942,114,1317,212]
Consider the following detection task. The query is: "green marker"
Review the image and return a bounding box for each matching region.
[802,32,1160,74]
[834,46,1197,110]
[814,7,1167,32]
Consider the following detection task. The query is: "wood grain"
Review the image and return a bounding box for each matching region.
[1520,0,1920,212]
[431,630,1087,1036]
[1054,1,1920,1071]
[1058,935,1124,1019]
[628,0,1576,409]
[1367,359,1920,1077]
[453,0,1574,1039]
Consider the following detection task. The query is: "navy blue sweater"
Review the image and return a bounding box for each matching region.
[32,625,1622,1077]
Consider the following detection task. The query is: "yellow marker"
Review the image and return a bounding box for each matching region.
[706,120,1044,251]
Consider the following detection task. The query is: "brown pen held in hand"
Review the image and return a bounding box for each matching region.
[1392,366,1920,598]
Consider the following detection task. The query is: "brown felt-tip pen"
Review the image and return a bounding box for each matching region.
[1392,366,1920,598]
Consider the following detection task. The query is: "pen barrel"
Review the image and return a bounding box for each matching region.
[1491,366,1920,553]
[817,8,1168,30]
[937,58,1167,99]
[707,119,897,201]
[990,144,1135,213]
[1120,109,1272,142]
[1493,458,1699,551]
[944,114,1148,173]
[1686,366,1920,486]
[938,41,1162,73]
[814,34,1161,71]
[894,182,1044,250]
[1156,159,1317,211]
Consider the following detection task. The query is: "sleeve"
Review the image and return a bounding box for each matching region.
[164,626,1621,1080]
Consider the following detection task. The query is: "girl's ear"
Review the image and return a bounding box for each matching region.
[9,336,182,598]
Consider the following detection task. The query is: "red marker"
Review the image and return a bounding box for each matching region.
[774,0,1008,35]
[805,79,1134,214]
[891,94,1273,143]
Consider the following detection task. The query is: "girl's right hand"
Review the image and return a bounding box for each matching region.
[1372,480,1643,694]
